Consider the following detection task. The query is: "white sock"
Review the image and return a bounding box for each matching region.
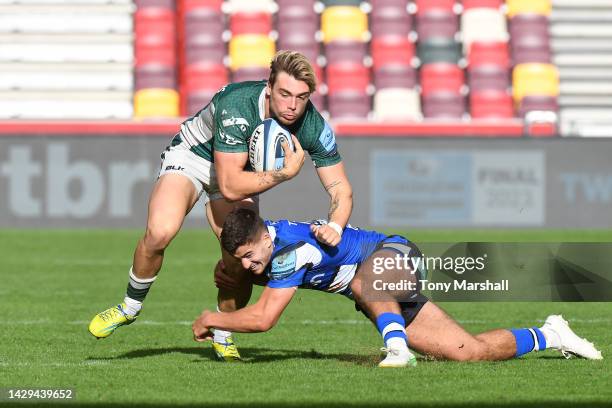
[540,326,561,349]
[213,329,232,343]
[123,296,142,316]
[386,336,409,351]
[213,306,233,343]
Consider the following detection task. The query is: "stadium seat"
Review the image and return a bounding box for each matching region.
[461,8,508,54]
[321,0,363,6]
[511,33,552,65]
[135,7,176,66]
[420,63,465,96]
[508,14,549,40]
[370,1,413,38]
[182,62,227,92]
[136,0,174,8]
[134,88,179,117]
[230,11,273,36]
[470,90,514,118]
[135,64,176,90]
[416,10,458,41]
[506,0,552,18]
[462,0,503,9]
[0,4,133,34]
[0,62,133,91]
[321,6,368,44]
[417,37,462,64]
[325,40,367,65]
[181,0,223,12]
[326,62,370,94]
[414,0,455,13]
[518,95,558,118]
[422,92,466,118]
[229,35,275,71]
[184,7,224,40]
[373,64,417,89]
[512,63,559,102]
[0,35,134,63]
[186,89,217,115]
[309,91,325,112]
[468,65,510,91]
[223,0,277,14]
[468,41,510,67]
[327,90,371,119]
[373,88,422,120]
[232,66,270,82]
[371,36,415,68]
[277,2,318,40]
[277,34,319,63]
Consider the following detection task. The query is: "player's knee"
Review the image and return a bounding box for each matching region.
[446,341,489,361]
[144,222,178,251]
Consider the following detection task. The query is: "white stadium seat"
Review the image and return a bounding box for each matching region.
[373,88,422,121]
[0,63,133,91]
[0,34,133,63]
[0,4,134,34]
[222,0,278,14]
[0,91,133,119]
[461,8,508,54]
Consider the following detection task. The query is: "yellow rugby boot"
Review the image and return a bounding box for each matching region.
[212,336,242,361]
[88,303,138,339]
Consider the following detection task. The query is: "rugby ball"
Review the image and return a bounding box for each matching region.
[249,118,294,172]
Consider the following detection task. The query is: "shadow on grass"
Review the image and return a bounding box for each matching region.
[86,346,570,366]
[86,346,378,366]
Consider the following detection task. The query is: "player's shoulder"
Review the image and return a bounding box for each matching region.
[294,102,336,152]
[212,81,265,115]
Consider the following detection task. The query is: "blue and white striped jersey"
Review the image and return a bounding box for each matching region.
[264,220,409,299]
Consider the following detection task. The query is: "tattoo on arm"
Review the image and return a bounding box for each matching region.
[324,180,342,192]
[328,196,340,219]
[257,171,290,186]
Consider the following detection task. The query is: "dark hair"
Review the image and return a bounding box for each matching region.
[221,208,267,254]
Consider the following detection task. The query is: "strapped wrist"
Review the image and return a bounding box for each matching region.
[327,221,343,237]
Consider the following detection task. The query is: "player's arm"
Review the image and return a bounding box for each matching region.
[193,286,296,336]
[214,137,305,202]
[311,161,353,246]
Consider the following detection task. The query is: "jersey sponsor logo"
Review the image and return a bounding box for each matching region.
[164,165,185,171]
[270,250,297,280]
[309,273,325,286]
[318,122,336,153]
[218,130,243,145]
[222,117,250,133]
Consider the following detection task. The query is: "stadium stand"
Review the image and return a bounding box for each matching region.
[549,0,612,136]
[5,0,600,137]
[0,0,134,119]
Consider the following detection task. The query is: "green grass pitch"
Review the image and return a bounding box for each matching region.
[1,229,611,407]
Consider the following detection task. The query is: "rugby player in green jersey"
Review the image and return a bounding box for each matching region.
[89,51,354,361]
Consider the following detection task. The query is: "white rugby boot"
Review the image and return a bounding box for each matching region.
[541,315,603,360]
[378,338,418,368]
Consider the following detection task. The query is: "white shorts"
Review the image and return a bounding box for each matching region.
[157,143,223,204]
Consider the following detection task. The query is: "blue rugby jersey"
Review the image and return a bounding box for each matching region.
[264,220,409,298]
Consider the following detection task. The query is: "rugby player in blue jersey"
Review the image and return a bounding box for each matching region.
[192,209,602,367]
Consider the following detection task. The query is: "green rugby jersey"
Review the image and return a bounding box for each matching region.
[172,80,341,168]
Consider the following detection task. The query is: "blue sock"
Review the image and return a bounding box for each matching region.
[376,313,408,346]
[510,327,547,357]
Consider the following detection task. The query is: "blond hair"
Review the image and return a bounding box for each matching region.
[269,50,317,94]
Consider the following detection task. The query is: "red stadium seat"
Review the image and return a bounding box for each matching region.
[370,1,413,38]
[232,66,270,82]
[181,0,223,13]
[136,64,177,90]
[420,63,464,96]
[135,7,176,66]
[371,36,415,69]
[468,41,510,68]
[415,0,455,13]
[328,91,371,119]
[374,64,418,89]
[182,62,228,92]
[470,90,514,118]
[326,63,370,94]
[230,12,273,36]
[462,0,503,10]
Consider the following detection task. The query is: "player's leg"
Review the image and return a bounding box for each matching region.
[406,302,602,361]
[205,196,259,361]
[351,248,418,367]
[89,173,200,338]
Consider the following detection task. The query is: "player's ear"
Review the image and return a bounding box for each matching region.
[263,233,272,247]
[265,81,272,96]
